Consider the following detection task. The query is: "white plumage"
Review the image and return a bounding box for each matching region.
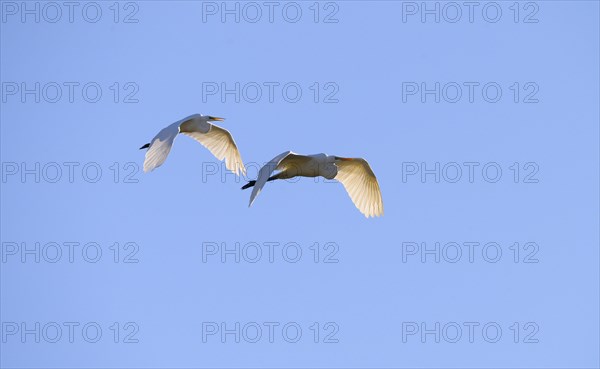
[244,151,383,218]
[141,114,245,175]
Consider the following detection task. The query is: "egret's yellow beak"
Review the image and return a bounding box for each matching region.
[208,116,225,121]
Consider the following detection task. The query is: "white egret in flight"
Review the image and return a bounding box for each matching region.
[242,151,383,218]
[140,114,245,175]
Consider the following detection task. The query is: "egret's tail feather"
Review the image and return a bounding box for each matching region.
[139,143,150,150]
[241,181,256,190]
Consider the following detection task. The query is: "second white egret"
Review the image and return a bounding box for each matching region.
[242,151,384,218]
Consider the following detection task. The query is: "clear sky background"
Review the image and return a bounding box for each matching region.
[1,1,599,368]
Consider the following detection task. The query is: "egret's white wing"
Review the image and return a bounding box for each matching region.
[143,121,181,173]
[181,123,246,176]
[249,151,309,207]
[335,158,384,218]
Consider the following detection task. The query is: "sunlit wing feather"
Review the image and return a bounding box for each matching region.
[181,123,246,176]
[335,158,384,218]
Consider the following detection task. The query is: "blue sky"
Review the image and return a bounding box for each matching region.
[1,1,599,367]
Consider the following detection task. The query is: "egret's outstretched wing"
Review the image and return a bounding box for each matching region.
[335,158,384,218]
[143,122,181,173]
[249,151,309,207]
[181,123,246,176]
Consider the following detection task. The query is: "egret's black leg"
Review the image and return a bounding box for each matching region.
[241,180,256,190]
[241,175,279,190]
